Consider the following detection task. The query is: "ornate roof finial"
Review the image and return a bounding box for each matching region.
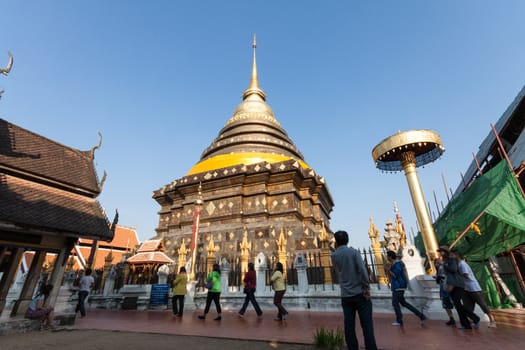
[0,51,13,76]
[242,34,266,101]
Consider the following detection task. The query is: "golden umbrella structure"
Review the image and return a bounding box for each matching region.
[372,130,445,273]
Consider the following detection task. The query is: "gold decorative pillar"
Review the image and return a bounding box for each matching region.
[276,227,288,280]
[318,222,333,284]
[372,130,445,274]
[177,238,188,271]
[240,229,252,274]
[368,217,388,285]
[206,236,217,274]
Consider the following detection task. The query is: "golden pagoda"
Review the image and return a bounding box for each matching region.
[152,36,334,267]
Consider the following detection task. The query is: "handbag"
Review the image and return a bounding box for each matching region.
[205,281,213,289]
[243,286,249,294]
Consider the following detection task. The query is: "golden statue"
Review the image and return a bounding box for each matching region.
[206,235,217,273]
[368,216,388,285]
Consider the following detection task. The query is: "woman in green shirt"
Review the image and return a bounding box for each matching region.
[198,263,222,321]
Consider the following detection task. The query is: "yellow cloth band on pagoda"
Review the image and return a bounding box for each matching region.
[187,153,310,175]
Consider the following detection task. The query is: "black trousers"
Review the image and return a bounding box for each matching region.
[204,291,221,314]
[449,286,480,328]
[172,294,184,316]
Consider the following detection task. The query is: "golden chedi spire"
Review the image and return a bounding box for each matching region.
[242,34,266,101]
[187,35,309,175]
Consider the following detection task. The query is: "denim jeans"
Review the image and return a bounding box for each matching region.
[239,289,262,316]
[341,294,377,350]
[76,290,89,317]
[392,290,425,324]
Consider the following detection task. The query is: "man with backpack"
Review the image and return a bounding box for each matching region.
[387,250,426,326]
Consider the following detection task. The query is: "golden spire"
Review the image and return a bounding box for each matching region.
[242,34,266,101]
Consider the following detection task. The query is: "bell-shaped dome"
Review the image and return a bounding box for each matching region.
[187,36,309,175]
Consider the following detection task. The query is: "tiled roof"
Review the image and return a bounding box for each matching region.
[0,173,113,240]
[137,239,163,252]
[79,225,140,250]
[126,251,173,264]
[0,119,100,194]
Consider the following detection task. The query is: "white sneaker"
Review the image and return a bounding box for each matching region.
[391,322,402,327]
[488,322,497,328]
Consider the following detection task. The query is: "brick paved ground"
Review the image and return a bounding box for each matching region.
[2,308,523,349]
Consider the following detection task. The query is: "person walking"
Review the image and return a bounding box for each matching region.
[386,251,426,326]
[455,250,497,328]
[76,268,95,318]
[172,266,187,317]
[434,257,456,326]
[331,230,377,350]
[24,284,55,330]
[438,246,480,330]
[238,262,263,318]
[270,262,288,321]
[198,263,222,321]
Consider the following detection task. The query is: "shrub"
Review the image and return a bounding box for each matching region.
[313,327,344,350]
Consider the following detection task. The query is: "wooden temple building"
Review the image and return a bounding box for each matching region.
[0,118,114,317]
[153,38,334,271]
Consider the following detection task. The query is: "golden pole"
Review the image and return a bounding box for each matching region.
[400,151,439,272]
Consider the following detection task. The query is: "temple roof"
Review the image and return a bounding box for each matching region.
[126,251,174,265]
[0,119,102,195]
[0,118,112,241]
[187,36,309,175]
[127,239,172,265]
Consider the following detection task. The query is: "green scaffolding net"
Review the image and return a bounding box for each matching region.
[416,160,525,307]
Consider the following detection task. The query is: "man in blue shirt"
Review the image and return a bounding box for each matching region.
[386,250,426,326]
[331,230,377,350]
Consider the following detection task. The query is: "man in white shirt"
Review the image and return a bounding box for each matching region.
[454,250,497,328]
[76,268,95,318]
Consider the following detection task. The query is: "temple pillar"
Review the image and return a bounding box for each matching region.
[101,250,114,293]
[46,245,69,307]
[10,250,46,316]
[295,253,308,293]
[0,247,24,314]
[254,252,266,295]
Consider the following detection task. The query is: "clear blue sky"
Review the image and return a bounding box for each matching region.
[2,1,525,249]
